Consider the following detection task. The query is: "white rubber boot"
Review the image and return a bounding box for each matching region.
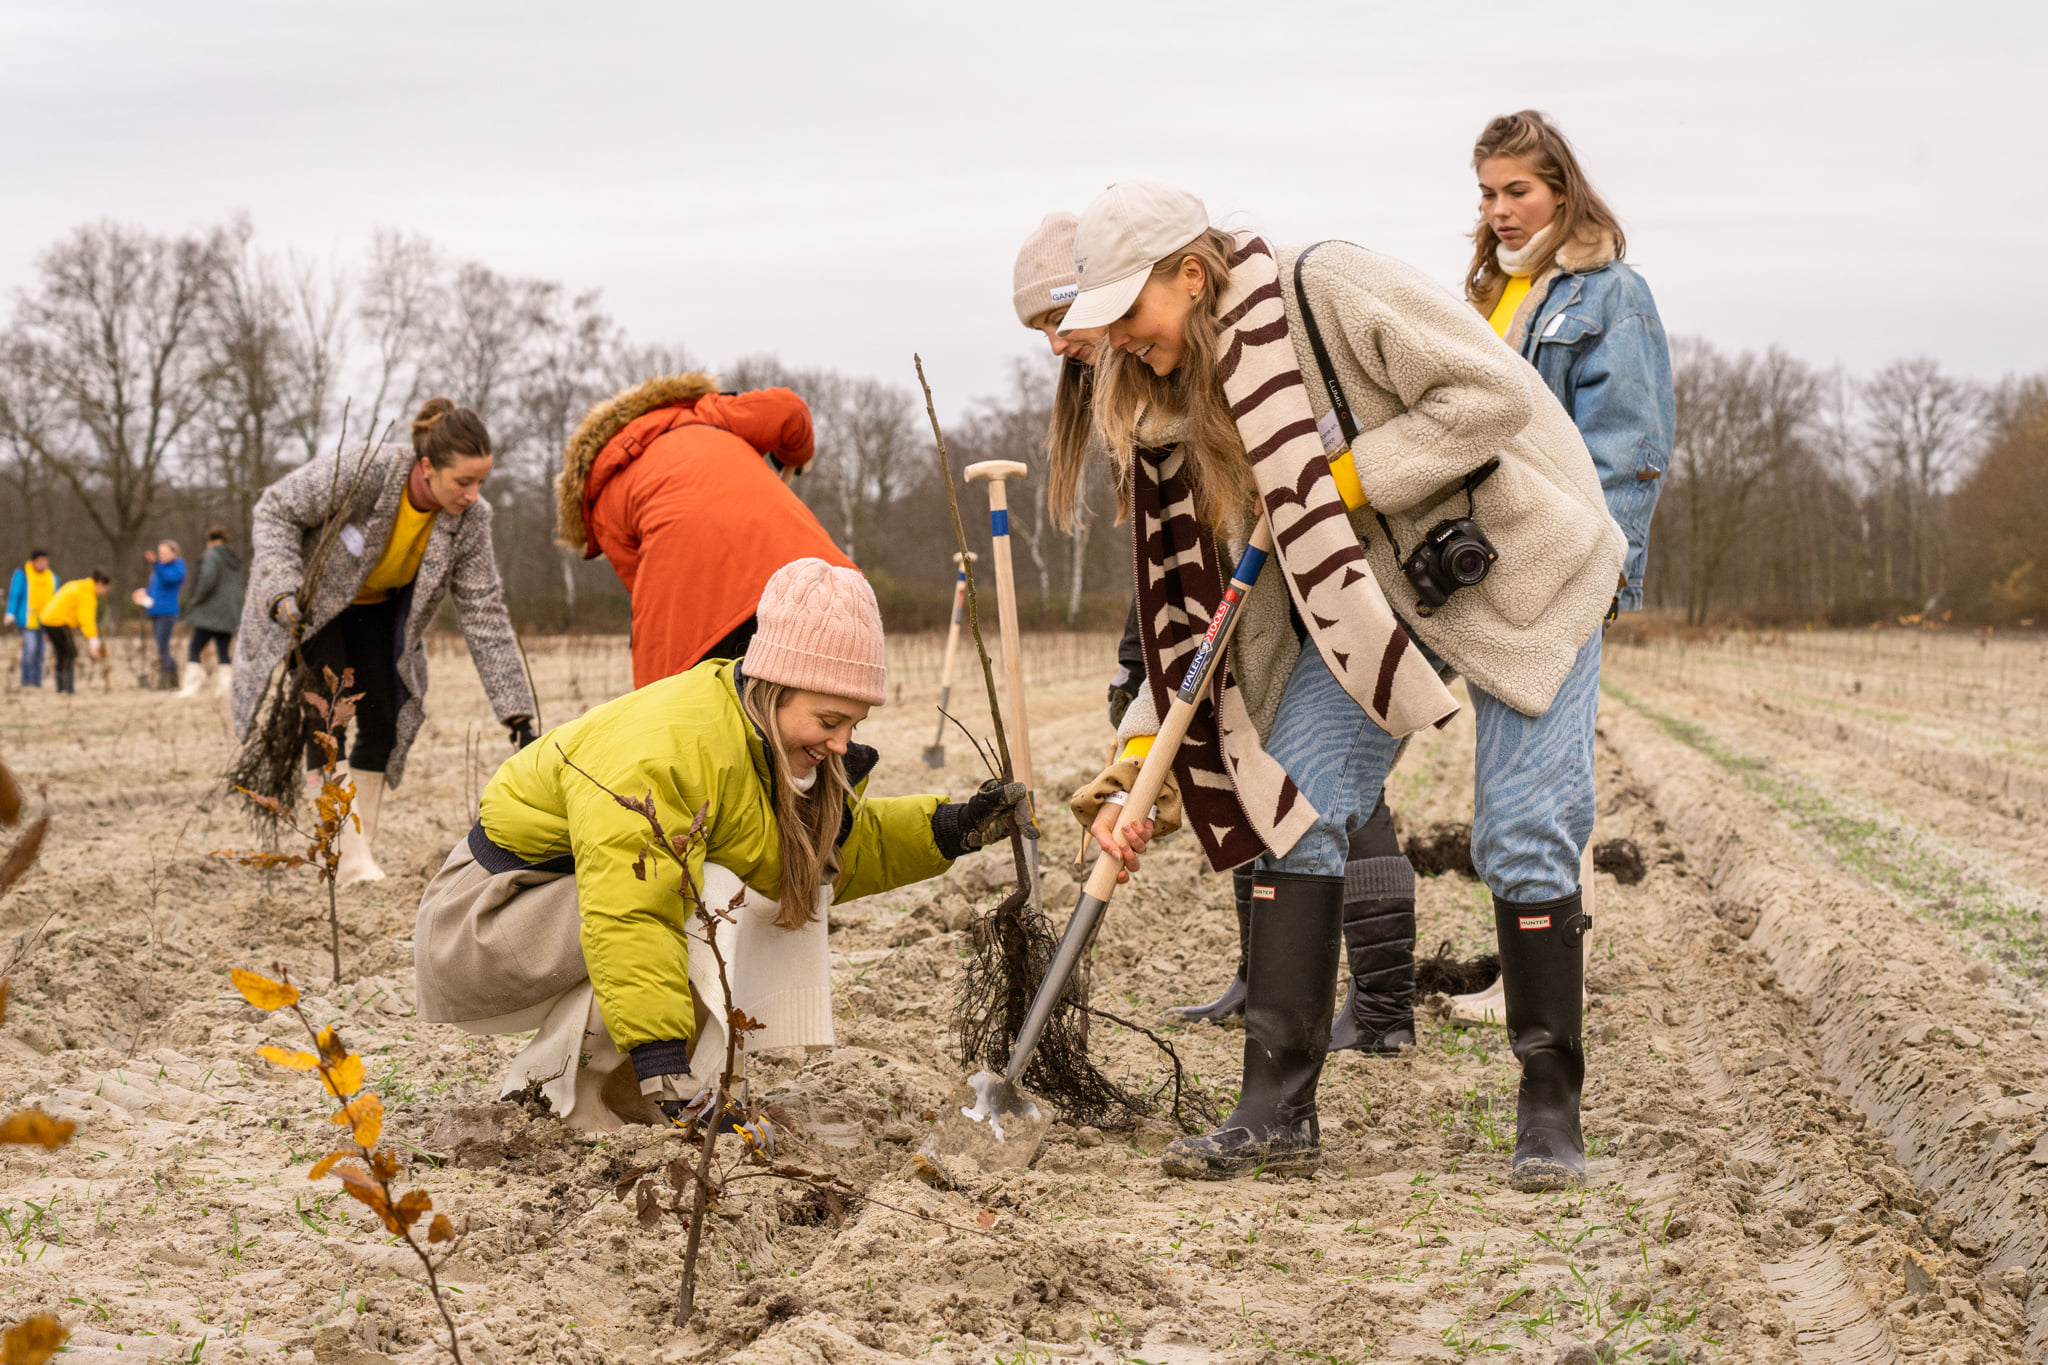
[1449,845,1596,1028]
[335,769,388,888]
[214,664,233,698]
[177,665,207,698]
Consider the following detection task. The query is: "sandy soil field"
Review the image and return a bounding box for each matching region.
[3,627,2045,1364]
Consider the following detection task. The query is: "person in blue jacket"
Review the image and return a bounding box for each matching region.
[1450,109,1676,1031]
[6,550,59,688]
[1466,109,1674,612]
[132,539,187,691]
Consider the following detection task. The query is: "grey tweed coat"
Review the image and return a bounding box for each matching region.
[231,443,537,788]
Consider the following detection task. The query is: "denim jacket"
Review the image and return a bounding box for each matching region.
[1517,261,1673,611]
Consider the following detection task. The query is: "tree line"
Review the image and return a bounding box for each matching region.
[1646,342,2045,625]
[0,218,2039,634]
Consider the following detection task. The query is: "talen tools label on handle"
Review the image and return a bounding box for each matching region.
[1251,885,1277,900]
[1518,914,1552,930]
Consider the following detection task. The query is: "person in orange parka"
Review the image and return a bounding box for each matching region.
[556,373,855,689]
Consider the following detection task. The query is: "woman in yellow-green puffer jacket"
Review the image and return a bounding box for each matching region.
[412,559,1024,1131]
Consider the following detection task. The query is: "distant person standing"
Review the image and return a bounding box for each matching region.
[38,569,111,695]
[133,540,187,690]
[6,550,59,688]
[177,527,245,698]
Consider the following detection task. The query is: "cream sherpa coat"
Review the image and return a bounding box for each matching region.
[1119,240,1622,749]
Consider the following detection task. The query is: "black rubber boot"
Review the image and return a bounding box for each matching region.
[1329,855,1416,1054]
[1165,868,1251,1025]
[1495,889,1590,1191]
[158,663,180,692]
[54,661,74,695]
[1162,870,1343,1180]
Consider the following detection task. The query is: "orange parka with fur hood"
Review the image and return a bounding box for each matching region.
[557,374,854,689]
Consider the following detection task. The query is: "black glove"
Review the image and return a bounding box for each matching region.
[931,778,1028,859]
[507,716,537,749]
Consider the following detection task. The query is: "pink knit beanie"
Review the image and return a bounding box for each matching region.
[743,559,888,705]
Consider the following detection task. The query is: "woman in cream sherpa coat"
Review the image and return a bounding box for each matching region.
[1054,181,1622,1191]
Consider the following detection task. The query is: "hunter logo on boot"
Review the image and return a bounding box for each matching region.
[1518,914,1551,930]
[1252,884,1277,900]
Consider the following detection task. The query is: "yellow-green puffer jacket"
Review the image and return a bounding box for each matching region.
[478,658,951,1053]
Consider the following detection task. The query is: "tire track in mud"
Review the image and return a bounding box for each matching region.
[1603,692,2048,1358]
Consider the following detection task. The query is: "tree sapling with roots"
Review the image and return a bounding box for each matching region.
[214,666,361,983]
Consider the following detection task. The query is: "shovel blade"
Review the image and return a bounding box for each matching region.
[918,1069,1052,1177]
[922,745,946,769]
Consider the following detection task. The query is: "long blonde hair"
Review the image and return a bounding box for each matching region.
[1046,228,1254,535]
[1464,110,1626,312]
[740,677,852,929]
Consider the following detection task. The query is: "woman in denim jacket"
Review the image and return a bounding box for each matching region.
[1467,110,1674,614]
[1449,111,1676,1031]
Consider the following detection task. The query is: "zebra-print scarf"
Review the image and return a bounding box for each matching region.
[1132,234,1459,869]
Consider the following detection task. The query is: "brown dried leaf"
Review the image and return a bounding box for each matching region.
[369,1149,401,1181]
[612,1164,653,1202]
[0,757,24,828]
[728,1008,765,1035]
[976,1208,999,1230]
[301,690,331,721]
[231,968,299,1011]
[331,1091,383,1149]
[319,1053,365,1099]
[333,1163,392,1224]
[635,1180,662,1229]
[689,801,710,839]
[631,848,648,882]
[0,1312,69,1365]
[233,786,283,814]
[257,1045,321,1072]
[0,1109,75,1150]
[0,814,46,897]
[308,1151,350,1180]
[394,1188,432,1231]
[428,1214,455,1244]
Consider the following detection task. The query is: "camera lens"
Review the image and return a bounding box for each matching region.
[1447,542,1491,585]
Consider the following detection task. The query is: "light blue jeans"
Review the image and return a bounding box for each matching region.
[18,628,44,687]
[1258,630,1601,903]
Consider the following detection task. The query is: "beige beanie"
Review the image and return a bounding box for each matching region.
[743,559,888,705]
[1012,211,1080,328]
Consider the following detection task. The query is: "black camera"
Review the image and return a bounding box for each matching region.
[1401,516,1498,614]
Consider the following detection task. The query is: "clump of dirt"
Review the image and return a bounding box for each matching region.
[1593,836,1648,885]
[1406,820,1476,877]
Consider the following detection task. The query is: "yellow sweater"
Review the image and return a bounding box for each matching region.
[39,580,101,638]
[354,496,437,605]
[1488,274,1533,339]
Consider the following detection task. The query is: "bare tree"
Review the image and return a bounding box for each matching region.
[1863,357,1983,606]
[1666,339,1820,625]
[357,230,444,427]
[4,221,225,575]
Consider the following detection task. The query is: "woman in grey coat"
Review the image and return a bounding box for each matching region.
[176,526,247,698]
[233,397,538,887]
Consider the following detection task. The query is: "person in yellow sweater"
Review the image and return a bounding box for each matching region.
[37,570,111,695]
[412,560,1025,1130]
[236,397,538,888]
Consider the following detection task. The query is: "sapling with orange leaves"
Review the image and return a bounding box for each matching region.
[215,667,360,982]
[233,965,466,1363]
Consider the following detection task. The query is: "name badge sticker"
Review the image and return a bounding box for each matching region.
[339,524,366,557]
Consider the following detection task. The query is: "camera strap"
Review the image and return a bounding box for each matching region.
[1291,242,1498,560]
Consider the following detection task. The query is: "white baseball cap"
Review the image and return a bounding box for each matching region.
[1056,180,1210,335]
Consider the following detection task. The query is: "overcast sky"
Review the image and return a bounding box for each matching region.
[2,0,2041,415]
